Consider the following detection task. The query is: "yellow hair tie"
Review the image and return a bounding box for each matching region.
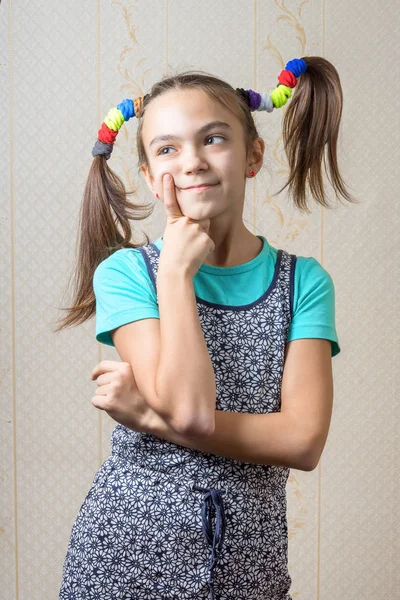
[270,84,292,109]
[104,107,125,131]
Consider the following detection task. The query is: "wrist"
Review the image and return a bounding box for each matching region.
[157,262,193,282]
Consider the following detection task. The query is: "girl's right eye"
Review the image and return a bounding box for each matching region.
[157,147,174,156]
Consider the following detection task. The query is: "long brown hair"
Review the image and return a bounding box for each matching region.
[53,56,358,334]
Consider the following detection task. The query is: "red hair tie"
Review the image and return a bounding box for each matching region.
[277,69,298,88]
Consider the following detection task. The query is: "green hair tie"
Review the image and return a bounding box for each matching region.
[270,84,293,109]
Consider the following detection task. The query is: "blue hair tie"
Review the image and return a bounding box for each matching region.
[285,58,307,78]
[116,99,135,121]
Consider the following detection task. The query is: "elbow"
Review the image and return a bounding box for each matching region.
[154,383,216,439]
[170,412,215,439]
[301,438,322,472]
[302,453,318,472]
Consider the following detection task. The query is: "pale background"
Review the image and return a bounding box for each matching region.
[1,1,399,599]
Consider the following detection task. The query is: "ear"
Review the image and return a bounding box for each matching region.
[247,137,265,174]
[140,165,155,192]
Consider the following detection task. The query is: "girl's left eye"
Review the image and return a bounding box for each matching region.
[157,135,224,156]
[205,135,224,145]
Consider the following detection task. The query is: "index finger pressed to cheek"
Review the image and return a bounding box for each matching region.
[163,173,173,189]
[162,174,176,206]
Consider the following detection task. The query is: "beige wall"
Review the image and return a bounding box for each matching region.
[1,1,399,598]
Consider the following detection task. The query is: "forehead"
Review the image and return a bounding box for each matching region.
[142,88,241,143]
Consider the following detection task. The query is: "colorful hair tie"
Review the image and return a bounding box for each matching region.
[91,58,307,160]
[237,57,307,112]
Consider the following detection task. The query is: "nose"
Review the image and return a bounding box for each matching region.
[181,146,209,175]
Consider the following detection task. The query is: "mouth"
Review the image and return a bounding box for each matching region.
[181,183,219,191]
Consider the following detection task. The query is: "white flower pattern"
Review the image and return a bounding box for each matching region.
[59,243,297,600]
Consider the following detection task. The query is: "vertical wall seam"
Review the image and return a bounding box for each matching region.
[253,0,257,236]
[9,0,19,597]
[97,0,103,469]
[317,2,326,598]
[166,0,168,76]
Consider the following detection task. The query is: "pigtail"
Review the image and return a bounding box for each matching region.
[53,154,152,333]
[54,61,358,335]
[274,56,359,212]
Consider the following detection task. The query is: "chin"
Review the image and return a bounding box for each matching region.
[183,202,216,213]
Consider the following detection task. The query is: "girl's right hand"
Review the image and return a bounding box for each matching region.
[158,173,215,279]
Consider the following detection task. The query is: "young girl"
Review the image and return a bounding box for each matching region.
[56,56,357,599]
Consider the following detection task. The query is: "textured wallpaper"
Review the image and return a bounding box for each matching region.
[1,1,399,598]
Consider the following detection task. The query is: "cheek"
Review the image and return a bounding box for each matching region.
[154,170,174,188]
[221,152,244,176]
[147,171,164,193]
[225,164,243,184]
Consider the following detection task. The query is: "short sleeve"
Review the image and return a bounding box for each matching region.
[287,256,341,357]
[93,248,160,347]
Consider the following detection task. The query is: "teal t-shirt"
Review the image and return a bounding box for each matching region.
[93,235,341,357]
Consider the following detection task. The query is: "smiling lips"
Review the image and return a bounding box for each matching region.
[182,183,219,190]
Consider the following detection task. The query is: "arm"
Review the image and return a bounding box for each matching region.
[146,408,313,471]
[155,269,216,437]
[145,338,334,471]
[109,270,216,439]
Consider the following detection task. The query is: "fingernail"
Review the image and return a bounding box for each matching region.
[164,174,171,183]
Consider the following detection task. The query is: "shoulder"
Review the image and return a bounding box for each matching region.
[93,246,154,292]
[94,247,146,279]
[288,253,340,357]
[93,246,159,347]
[93,246,158,306]
[293,254,335,295]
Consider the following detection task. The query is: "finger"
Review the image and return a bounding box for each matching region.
[91,395,106,410]
[90,360,123,380]
[197,218,211,234]
[163,174,184,219]
[91,373,110,386]
[93,384,109,396]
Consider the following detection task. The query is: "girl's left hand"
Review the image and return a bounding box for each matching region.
[90,360,155,433]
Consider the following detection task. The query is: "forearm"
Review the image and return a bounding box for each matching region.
[146,408,313,471]
[154,269,216,437]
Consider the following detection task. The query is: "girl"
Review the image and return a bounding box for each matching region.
[56,57,357,599]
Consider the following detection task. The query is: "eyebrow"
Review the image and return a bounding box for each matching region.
[149,121,232,148]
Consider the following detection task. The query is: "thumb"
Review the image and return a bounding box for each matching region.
[163,174,184,220]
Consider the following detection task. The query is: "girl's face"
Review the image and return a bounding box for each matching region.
[140,88,257,221]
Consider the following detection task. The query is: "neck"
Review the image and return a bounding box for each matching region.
[204,227,263,267]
